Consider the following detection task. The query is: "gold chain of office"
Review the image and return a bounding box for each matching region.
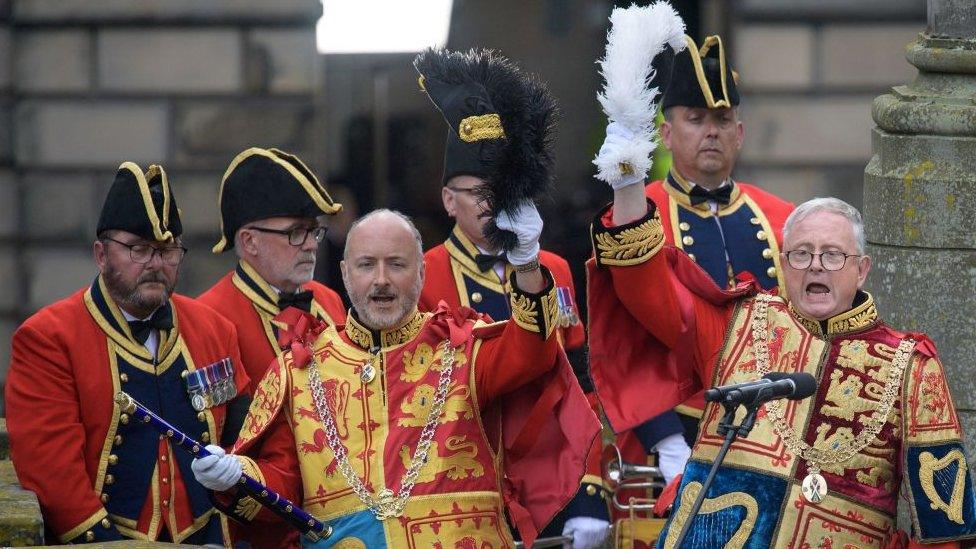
[751,294,913,483]
[307,341,457,520]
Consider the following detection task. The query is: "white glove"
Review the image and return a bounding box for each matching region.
[495,200,542,266]
[598,121,646,190]
[191,444,242,491]
[654,432,691,484]
[562,516,610,549]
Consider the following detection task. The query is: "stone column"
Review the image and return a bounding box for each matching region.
[864,0,976,463]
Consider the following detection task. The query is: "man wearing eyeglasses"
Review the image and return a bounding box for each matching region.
[196,147,346,548]
[587,195,976,545]
[5,162,250,544]
[416,62,607,549]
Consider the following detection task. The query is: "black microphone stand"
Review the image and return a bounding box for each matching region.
[671,396,762,548]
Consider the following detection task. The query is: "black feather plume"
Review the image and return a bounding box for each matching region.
[415,48,558,251]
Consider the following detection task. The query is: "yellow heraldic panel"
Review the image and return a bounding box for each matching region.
[694,297,825,478]
[774,484,894,547]
[289,338,389,520]
[391,493,514,548]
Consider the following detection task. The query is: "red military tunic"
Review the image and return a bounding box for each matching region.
[229,269,601,548]
[6,276,249,544]
[420,225,584,351]
[587,202,976,546]
[198,259,346,388]
[646,170,793,418]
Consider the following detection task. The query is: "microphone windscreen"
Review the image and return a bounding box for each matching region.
[764,371,818,400]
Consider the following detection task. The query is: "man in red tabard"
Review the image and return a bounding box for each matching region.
[192,208,602,548]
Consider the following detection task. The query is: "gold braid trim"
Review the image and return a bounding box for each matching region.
[511,293,540,334]
[592,210,665,267]
[509,268,558,339]
[458,113,505,142]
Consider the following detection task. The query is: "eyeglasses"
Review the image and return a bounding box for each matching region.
[446,186,482,195]
[784,250,861,271]
[102,236,188,266]
[248,225,326,246]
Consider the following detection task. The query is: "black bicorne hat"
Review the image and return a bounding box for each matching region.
[662,35,740,110]
[414,47,558,251]
[213,147,342,253]
[97,162,182,242]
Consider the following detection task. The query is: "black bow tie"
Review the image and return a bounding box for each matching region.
[278,290,313,312]
[127,305,173,344]
[474,252,507,273]
[689,184,733,206]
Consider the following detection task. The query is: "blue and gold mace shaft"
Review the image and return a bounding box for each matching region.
[114,391,332,542]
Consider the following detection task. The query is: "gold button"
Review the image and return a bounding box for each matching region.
[85,531,95,542]
[762,248,773,259]
[767,267,777,278]
[201,432,211,443]
[104,474,114,485]
[600,490,607,499]
[198,412,207,422]
[108,454,118,465]
[462,123,472,135]
[586,485,597,496]
[119,414,129,425]
[688,254,696,262]
[163,499,169,507]
[678,222,691,231]
[756,230,767,241]
[160,454,167,462]
[100,493,109,503]
[471,292,483,304]
[162,477,168,484]
[113,435,123,446]
[101,518,111,529]
[119,373,128,383]
[181,369,189,378]
[682,235,694,246]
[750,217,761,225]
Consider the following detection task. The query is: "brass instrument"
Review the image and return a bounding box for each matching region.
[605,443,666,512]
[604,444,668,548]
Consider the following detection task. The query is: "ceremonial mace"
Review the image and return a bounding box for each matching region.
[114,391,333,542]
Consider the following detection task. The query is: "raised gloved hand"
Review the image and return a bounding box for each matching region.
[654,432,692,484]
[495,200,543,266]
[597,121,647,190]
[562,516,611,549]
[190,444,242,491]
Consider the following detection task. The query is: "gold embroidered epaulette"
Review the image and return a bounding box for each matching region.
[591,201,665,268]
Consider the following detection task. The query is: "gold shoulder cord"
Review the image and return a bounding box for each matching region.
[752,294,913,503]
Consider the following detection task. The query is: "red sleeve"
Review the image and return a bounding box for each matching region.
[587,202,751,431]
[5,322,105,538]
[598,205,733,387]
[248,413,302,523]
[473,318,560,405]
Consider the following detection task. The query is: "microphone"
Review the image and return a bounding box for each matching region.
[704,372,817,406]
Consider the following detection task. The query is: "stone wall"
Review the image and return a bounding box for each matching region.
[730,0,926,208]
[0,0,324,415]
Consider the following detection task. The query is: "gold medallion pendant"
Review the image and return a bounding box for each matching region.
[361,359,376,383]
[801,471,827,503]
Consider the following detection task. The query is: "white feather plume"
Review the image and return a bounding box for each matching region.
[593,2,687,185]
